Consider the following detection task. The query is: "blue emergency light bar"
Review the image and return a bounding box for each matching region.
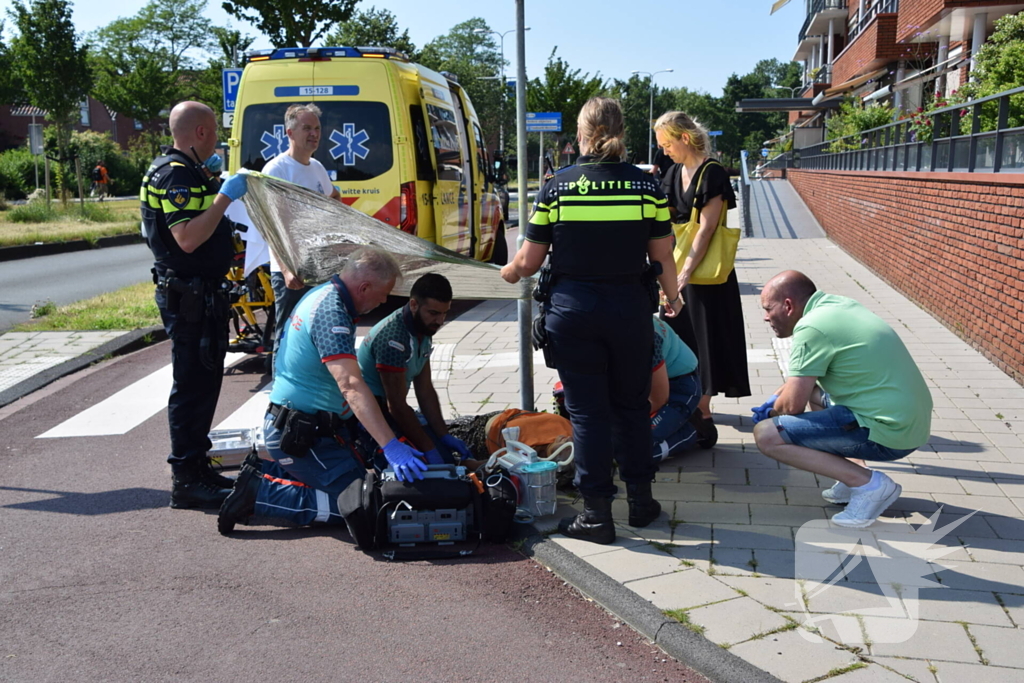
[245,47,409,63]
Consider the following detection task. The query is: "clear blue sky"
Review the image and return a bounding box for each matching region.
[2,0,807,95]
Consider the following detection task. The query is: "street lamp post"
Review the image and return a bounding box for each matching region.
[632,68,673,164]
[474,27,530,152]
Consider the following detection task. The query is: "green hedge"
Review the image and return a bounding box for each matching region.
[0,147,39,200]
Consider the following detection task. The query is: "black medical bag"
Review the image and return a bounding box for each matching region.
[339,464,517,561]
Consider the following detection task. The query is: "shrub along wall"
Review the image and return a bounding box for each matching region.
[788,169,1024,383]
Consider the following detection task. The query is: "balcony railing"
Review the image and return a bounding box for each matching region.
[848,0,899,42]
[793,86,1024,173]
[799,0,849,41]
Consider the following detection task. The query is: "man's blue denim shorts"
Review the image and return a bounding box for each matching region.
[772,405,917,462]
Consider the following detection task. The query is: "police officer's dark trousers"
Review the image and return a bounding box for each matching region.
[545,279,655,499]
[156,288,227,470]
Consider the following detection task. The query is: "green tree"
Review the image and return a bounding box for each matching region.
[211,26,255,67]
[8,0,93,204]
[322,7,416,58]
[605,75,672,162]
[418,18,504,150]
[0,20,25,105]
[89,0,212,125]
[527,48,604,160]
[960,11,1024,129]
[222,0,360,48]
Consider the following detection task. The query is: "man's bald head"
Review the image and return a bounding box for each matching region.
[763,270,816,307]
[168,101,218,159]
[760,271,817,338]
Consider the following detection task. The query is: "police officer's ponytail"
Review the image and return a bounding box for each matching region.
[577,97,627,162]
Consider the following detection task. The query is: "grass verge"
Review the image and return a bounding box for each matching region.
[0,201,138,247]
[13,281,159,332]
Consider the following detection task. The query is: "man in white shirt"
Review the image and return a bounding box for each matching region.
[262,103,343,356]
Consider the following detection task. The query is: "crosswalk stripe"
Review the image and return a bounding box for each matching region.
[36,352,249,439]
[214,386,272,431]
[36,363,174,438]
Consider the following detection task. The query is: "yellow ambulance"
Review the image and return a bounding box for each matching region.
[227,46,507,264]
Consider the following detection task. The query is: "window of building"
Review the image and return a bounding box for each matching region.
[80,100,90,126]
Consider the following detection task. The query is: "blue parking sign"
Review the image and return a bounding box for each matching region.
[222,68,243,113]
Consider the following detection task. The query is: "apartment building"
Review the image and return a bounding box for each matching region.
[784,0,1023,126]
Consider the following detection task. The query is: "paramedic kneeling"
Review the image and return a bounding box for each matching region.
[752,270,932,529]
[218,248,428,534]
[357,273,473,466]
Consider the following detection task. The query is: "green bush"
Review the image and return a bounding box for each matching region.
[7,201,118,223]
[0,146,39,200]
[826,100,896,151]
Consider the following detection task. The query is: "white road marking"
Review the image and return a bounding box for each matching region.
[36,352,248,439]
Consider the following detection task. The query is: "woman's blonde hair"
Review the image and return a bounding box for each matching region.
[577,97,627,161]
[654,111,711,158]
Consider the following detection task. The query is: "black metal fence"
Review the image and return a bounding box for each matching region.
[799,0,848,42]
[781,86,1024,173]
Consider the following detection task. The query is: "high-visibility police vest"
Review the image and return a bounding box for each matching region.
[140,146,233,279]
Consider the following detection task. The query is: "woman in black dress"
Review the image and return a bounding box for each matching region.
[654,111,750,435]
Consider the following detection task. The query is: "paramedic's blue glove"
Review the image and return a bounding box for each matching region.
[382,438,427,482]
[751,395,779,424]
[219,173,247,201]
[441,434,472,460]
[423,448,444,465]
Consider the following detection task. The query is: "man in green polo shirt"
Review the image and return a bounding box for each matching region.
[752,270,932,528]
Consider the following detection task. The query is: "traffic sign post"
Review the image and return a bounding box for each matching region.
[708,130,722,154]
[525,112,562,132]
[222,68,243,114]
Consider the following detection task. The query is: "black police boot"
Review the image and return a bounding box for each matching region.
[626,481,662,528]
[200,458,237,490]
[558,496,615,545]
[218,462,263,535]
[170,462,231,510]
[690,412,718,449]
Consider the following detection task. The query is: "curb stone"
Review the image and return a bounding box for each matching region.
[0,233,144,262]
[522,534,784,683]
[0,325,166,408]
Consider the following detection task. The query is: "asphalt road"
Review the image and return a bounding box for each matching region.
[0,243,152,332]
[0,326,705,682]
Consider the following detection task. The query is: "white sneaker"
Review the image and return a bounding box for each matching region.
[821,480,852,504]
[831,473,902,529]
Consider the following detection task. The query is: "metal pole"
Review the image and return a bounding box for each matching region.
[647,78,654,164]
[515,0,534,412]
[538,130,543,185]
[499,33,505,152]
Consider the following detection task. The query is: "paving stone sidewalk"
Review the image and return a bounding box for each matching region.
[432,237,1024,683]
[0,331,127,395]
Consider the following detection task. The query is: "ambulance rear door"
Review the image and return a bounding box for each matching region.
[418,77,471,256]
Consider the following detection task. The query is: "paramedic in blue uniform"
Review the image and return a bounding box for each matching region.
[649,316,705,462]
[140,100,249,510]
[501,97,683,545]
[357,273,473,466]
[218,248,428,534]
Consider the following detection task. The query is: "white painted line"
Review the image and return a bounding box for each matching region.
[37,363,174,438]
[36,352,249,439]
[214,385,272,431]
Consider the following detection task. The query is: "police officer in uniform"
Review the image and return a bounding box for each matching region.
[501,97,684,545]
[140,101,249,509]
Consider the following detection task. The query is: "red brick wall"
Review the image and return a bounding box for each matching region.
[788,169,1024,383]
[898,0,1024,42]
[897,0,945,42]
[833,14,901,85]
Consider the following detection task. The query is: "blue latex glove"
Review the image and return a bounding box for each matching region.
[751,395,779,424]
[204,152,223,175]
[423,448,444,465]
[219,173,247,201]
[441,434,472,460]
[382,438,427,482]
